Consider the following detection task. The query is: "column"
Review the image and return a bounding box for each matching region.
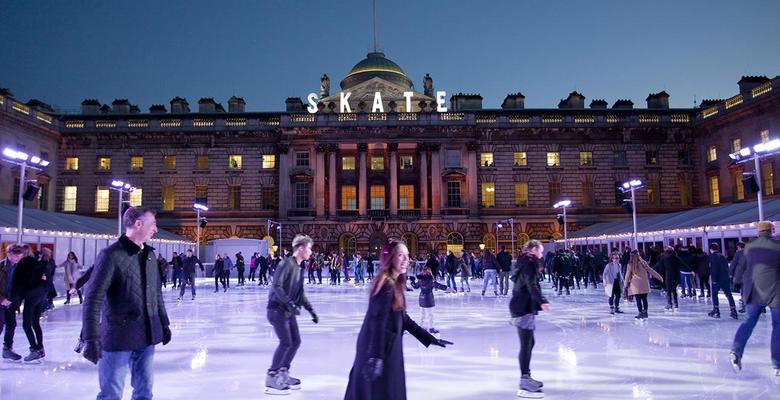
[358,143,368,217]
[328,145,337,217]
[389,143,398,217]
[467,142,479,216]
[315,144,326,217]
[277,145,290,219]
[430,144,441,216]
[418,143,428,217]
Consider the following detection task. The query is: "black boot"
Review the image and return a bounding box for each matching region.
[615,305,624,314]
[708,307,720,318]
[610,306,615,315]
[730,307,738,320]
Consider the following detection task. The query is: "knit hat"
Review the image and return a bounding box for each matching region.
[757,221,774,234]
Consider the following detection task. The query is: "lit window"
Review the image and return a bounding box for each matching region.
[546,152,560,167]
[196,155,209,169]
[580,151,593,166]
[399,185,414,209]
[228,185,241,209]
[709,176,720,205]
[762,163,774,196]
[65,157,79,171]
[679,180,692,206]
[229,155,243,170]
[646,151,658,165]
[735,173,745,201]
[480,153,494,167]
[130,156,144,170]
[760,129,769,143]
[370,185,385,209]
[129,188,143,206]
[371,156,384,171]
[707,145,717,162]
[447,182,461,207]
[481,183,495,207]
[295,151,309,167]
[163,155,176,170]
[95,186,109,212]
[98,157,111,170]
[342,156,356,170]
[63,186,77,212]
[515,183,528,207]
[162,185,175,211]
[513,152,527,166]
[731,138,742,153]
[400,156,413,170]
[262,154,276,169]
[295,182,309,209]
[341,185,357,210]
[446,150,461,167]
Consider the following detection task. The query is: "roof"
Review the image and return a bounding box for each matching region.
[570,199,780,240]
[340,52,413,90]
[0,204,191,242]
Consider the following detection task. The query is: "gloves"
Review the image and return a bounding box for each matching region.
[162,326,172,345]
[432,338,454,348]
[83,339,102,365]
[309,310,319,324]
[363,358,384,381]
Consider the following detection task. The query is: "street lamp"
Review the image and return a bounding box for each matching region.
[193,202,208,259]
[729,137,780,221]
[496,218,515,258]
[2,148,50,244]
[619,179,645,249]
[110,180,135,237]
[553,199,572,249]
[267,219,282,255]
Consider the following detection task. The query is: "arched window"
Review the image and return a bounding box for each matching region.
[482,233,496,253]
[401,233,418,258]
[340,233,357,257]
[447,232,464,254]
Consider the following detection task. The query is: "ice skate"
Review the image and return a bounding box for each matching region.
[664,304,672,311]
[2,347,22,362]
[729,307,738,320]
[279,367,301,390]
[23,348,45,363]
[708,308,720,318]
[610,306,615,315]
[614,306,624,314]
[517,376,544,398]
[774,368,780,377]
[264,370,291,395]
[729,352,741,373]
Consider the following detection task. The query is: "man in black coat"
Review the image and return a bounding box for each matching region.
[708,243,737,319]
[81,207,171,399]
[657,247,681,310]
[1,244,26,361]
[178,249,204,301]
[497,246,513,296]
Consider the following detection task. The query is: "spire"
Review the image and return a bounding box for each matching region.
[372,0,378,52]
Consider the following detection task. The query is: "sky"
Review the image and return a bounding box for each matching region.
[1,0,779,113]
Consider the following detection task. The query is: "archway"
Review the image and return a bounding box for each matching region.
[447,232,464,255]
[401,233,419,258]
[339,233,357,257]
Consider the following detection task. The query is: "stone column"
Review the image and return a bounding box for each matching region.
[315,144,327,217]
[467,142,479,216]
[418,144,428,217]
[328,144,337,217]
[277,144,290,219]
[389,143,398,217]
[358,143,368,217]
[430,144,441,216]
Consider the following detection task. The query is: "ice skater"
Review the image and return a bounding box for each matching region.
[625,250,663,320]
[9,246,49,362]
[459,249,472,292]
[602,252,625,315]
[655,247,681,311]
[212,254,226,292]
[344,238,452,400]
[409,266,453,334]
[265,234,319,395]
[511,240,550,398]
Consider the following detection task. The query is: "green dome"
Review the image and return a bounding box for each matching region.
[340,52,413,90]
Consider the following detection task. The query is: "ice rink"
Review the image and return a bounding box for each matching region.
[1,277,777,399]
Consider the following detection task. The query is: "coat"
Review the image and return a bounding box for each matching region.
[742,234,780,308]
[61,259,82,285]
[9,256,48,304]
[655,251,681,289]
[695,253,710,277]
[509,254,547,318]
[496,251,512,272]
[268,256,312,312]
[410,274,447,308]
[730,249,747,285]
[625,258,663,296]
[344,279,436,400]
[182,255,204,275]
[709,251,730,285]
[602,261,624,295]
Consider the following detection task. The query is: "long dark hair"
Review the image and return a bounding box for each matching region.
[371,238,407,311]
[67,251,79,264]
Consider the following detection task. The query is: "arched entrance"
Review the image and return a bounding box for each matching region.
[340,233,356,257]
[447,232,464,254]
[401,232,419,258]
[369,231,387,257]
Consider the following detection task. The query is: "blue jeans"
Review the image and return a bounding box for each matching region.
[446,273,457,289]
[354,266,364,283]
[482,269,498,293]
[679,272,694,296]
[460,275,471,292]
[732,304,780,369]
[97,345,155,400]
[711,281,735,309]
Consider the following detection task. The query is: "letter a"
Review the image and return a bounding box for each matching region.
[372,92,384,113]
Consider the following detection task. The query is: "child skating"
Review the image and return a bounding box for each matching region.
[409,266,453,334]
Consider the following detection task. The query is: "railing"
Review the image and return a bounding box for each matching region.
[751,82,772,98]
[398,209,420,219]
[336,210,359,219]
[442,207,469,216]
[725,94,743,109]
[368,209,389,219]
[287,209,315,217]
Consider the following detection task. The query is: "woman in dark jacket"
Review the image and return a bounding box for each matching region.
[656,247,681,310]
[510,240,550,397]
[694,248,711,299]
[344,239,453,400]
[212,254,226,292]
[10,254,49,362]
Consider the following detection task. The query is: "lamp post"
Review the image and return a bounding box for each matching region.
[2,148,50,244]
[193,202,208,259]
[553,200,571,249]
[496,218,515,258]
[619,179,645,249]
[267,219,282,255]
[110,180,135,237]
[729,137,780,221]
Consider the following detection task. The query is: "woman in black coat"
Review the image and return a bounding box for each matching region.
[345,239,453,400]
[10,254,49,361]
[656,247,681,310]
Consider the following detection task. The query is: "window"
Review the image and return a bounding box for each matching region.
[480,153,494,167]
[400,156,413,170]
[513,152,527,166]
[130,156,144,170]
[63,186,77,211]
[98,157,111,170]
[646,151,658,165]
[295,151,309,167]
[762,163,775,196]
[37,183,48,210]
[679,180,692,207]
[228,185,241,209]
[229,155,243,170]
[678,150,691,166]
[731,138,742,153]
[370,156,384,171]
[581,181,594,207]
[549,181,561,203]
[579,151,593,166]
[446,232,464,255]
[195,185,208,203]
[399,185,414,209]
[709,176,720,205]
[515,183,528,207]
[370,185,385,209]
[262,154,276,169]
[65,157,79,171]
[163,155,176,170]
[294,182,309,208]
[129,187,143,206]
[447,181,461,207]
[760,129,769,143]
[735,173,745,201]
[446,150,461,167]
[196,155,209,169]
[162,185,175,211]
[707,145,717,162]
[613,151,627,166]
[342,156,356,170]
[481,183,495,207]
[95,186,109,212]
[401,233,418,257]
[647,181,660,207]
[546,152,560,167]
[262,187,277,210]
[340,234,357,256]
[341,185,357,210]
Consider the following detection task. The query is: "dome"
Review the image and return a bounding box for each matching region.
[340,52,413,90]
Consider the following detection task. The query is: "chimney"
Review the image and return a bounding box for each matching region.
[129,104,140,114]
[589,99,608,109]
[26,99,54,113]
[558,91,585,109]
[646,91,669,109]
[149,104,167,114]
[0,88,14,97]
[170,97,190,114]
[111,99,131,114]
[737,76,769,95]
[100,104,111,114]
[81,99,101,115]
[612,99,634,109]
[501,92,525,110]
[285,97,304,112]
[699,99,723,108]
[449,93,483,111]
[198,98,216,113]
[228,96,246,113]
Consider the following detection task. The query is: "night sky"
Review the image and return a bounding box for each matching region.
[1,0,778,113]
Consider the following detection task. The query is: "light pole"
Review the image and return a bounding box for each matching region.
[110,180,135,237]
[619,179,645,249]
[2,148,50,244]
[193,202,208,259]
[729,137,780,221]
[553,200,571,249]
[267,219,282,255]
[496,218,515,258]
